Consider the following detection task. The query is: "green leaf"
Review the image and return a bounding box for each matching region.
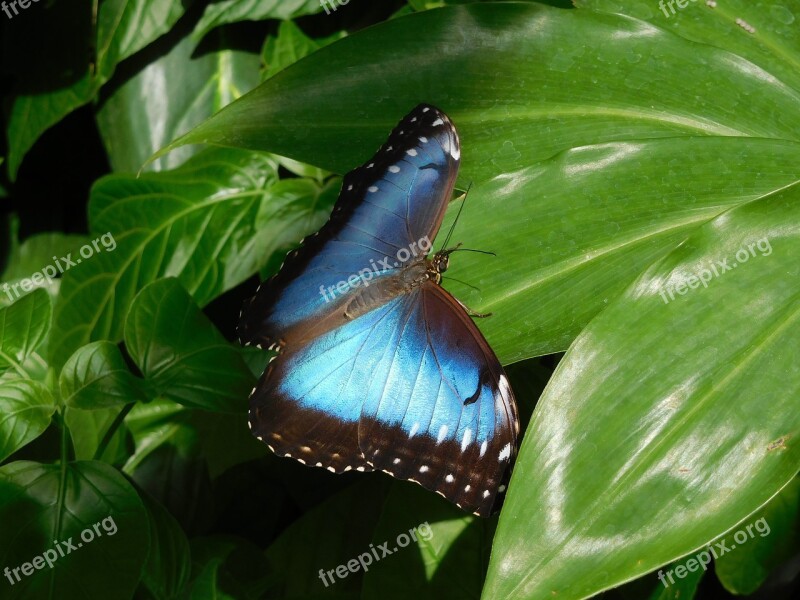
[265,478,390,597]
[60,341,146,409]
[5,0,188,179]
[575,0,800,95]
[122,399,190,475]
[260,20,344,81]
[138,490,192,600]
[158,4,800,180]
[0,289,51,379]
[5,0,95,180]
[95,0,187,81]
[438,137,800,362]
[0,460,149,599]
[96,34,261,173]
[124,278,254,412]
[64,405,130,462]
[362,482,492,600]
[187,536,272,599]
[715,475,800,594]
[485,186,800,599]
[192,0,326,43]
[0,230,88,308]
[0,380,56,463]
[149,2,800,364]
[48,147,288,365]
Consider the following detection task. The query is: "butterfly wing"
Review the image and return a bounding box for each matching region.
[238,104,460,348]
[358,282,518,516]
[248,281,518,516]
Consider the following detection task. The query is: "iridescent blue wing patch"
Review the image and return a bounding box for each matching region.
[248,282,517,516]
[238,104,460,348]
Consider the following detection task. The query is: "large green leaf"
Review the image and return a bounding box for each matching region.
[0,460,149,599]
[124,278,253,412]
[151,3,800,362]
[485,186,800,599]
[434,138,800,361]
[158,4,800,180]
[49,148,336,366]
[191,0,325,43]
[96,33,261,173]
[575,0,800,94]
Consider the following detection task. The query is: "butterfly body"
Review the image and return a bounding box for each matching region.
[239,104,519,516]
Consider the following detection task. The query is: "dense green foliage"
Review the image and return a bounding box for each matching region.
[0,1,798,599]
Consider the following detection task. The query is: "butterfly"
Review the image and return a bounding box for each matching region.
[238,104,519,516]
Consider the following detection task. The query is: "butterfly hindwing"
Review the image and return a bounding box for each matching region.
[247,283,517,515]
[358,282,517,516]
[238,104,460,348]
[248,297,407,473]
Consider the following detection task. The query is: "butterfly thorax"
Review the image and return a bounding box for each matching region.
[342,252,451,322]
[427,251,450,284]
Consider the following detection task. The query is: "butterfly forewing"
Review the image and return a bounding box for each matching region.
[238,104,460,348]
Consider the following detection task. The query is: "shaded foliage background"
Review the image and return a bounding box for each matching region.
[0,1,798,599]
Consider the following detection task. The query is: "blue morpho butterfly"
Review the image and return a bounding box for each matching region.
[238,104,519,516]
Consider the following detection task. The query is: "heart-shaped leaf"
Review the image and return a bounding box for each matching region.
[0,380,55,463]
[124,278,253,412]
[0,289,51,379]
[0,460,148,599]
[60,340,146,409]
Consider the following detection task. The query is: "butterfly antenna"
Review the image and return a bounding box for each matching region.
[446,247,496,257]
[440,182,472,251]
[441,275,481,292]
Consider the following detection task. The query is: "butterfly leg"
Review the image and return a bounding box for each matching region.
[454,297,492,319]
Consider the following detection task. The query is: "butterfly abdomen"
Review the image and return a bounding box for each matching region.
[343,261,428,320]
